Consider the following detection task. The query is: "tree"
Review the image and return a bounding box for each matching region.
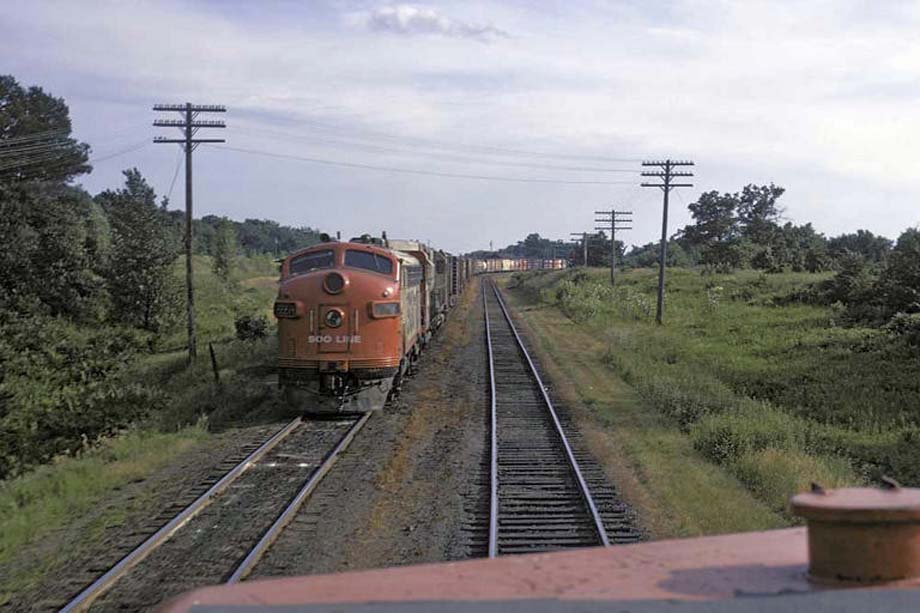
[0,75,91,185]
[737,183,784,245]
[583,232,625,267]
[0,182,107,320]
[682,191,742,272]
[212,217,237,283]
[828,230,892,265]
[235,218,322,255]
[873,228,920,319]
[516,233,547,258]
[98,169,181,332]
[622,240,694,268]
[817,252,873,306]
[770,222,830,273]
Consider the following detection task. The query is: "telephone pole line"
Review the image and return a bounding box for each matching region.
[569,232,589,266]
[595,209,632,286]
[153,103,226,363]
[641,159,694,325]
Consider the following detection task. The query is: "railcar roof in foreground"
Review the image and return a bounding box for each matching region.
[164,528,920,612]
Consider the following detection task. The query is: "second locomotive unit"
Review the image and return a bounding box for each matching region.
[274,234,467,413]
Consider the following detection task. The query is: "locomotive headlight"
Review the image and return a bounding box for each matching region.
[325,309,344,328]
[324,272,345,294]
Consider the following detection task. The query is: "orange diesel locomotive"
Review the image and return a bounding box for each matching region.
[274,235,465,413]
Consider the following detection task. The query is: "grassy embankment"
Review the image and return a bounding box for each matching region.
[0,255,284,600]
[504,267,920,537]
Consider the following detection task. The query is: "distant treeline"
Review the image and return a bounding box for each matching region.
[172,214,323,258]
[487,184,906,279]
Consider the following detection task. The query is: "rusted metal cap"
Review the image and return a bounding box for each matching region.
[791,486,920,584]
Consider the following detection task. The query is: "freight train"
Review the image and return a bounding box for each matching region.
[474,257,567,273]
[273,234,470,414]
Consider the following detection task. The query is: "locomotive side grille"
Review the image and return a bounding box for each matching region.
[279,357,400,369]
[350,356,400,368]
[280,358,320,369]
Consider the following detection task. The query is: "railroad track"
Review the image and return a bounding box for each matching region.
[483,279,638,556]
[61,414,369,611]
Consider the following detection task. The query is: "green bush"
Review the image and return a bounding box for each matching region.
[640,376,729,427]
[690,405,803,464]
[806,425,920,486]
[553,278,615,322]
[0,315,155,479]
[884,312,920,347]
[235,314,269,341]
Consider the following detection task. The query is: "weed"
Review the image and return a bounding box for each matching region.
[734,448,854,516]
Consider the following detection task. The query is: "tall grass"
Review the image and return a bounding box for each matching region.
[0,427,208,567]
[511,266,920,507]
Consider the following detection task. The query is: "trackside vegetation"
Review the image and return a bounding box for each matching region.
[0,74,316,599]
[0,264,286,601]
[499,284,786,536]
[510,266,920,516]
[0,74,323,480]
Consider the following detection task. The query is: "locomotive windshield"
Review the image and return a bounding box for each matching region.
[289,250,334,276]
[344,249,394,275]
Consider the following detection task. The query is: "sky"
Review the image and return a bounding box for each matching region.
[3,0,920,253]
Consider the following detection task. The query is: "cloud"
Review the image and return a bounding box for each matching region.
[362,4,508,42]
[5,1,920,252]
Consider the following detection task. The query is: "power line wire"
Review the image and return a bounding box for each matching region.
[0,150,77,173]
[238,119,643,164]
[235,126,640,174]
[0,140,72,158]
[0,140,149,175]
[0,128,69,146]
[89,140,150,163]
[213,144,638,185]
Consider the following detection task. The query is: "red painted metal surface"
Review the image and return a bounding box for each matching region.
[277,242,403,371]
[162,528,916,611]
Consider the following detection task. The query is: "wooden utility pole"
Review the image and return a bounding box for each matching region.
[153,103,226,363]
[570,232,589,266]
[595,209,632,286]
[641,159,694,324]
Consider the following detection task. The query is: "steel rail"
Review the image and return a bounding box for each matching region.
[61,417,303,613]
[226,412,372,583]
[488,280,610,547]
[483,280,499,558]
